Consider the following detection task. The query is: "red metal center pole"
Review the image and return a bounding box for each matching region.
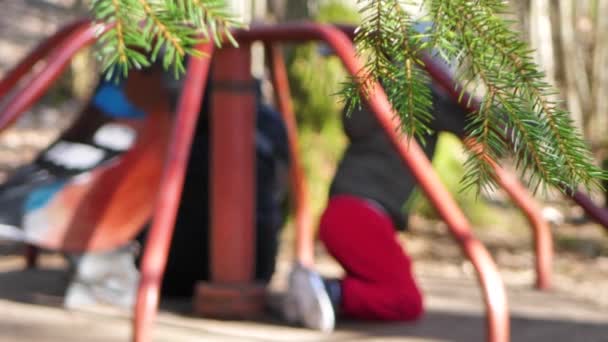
[194,45,266,318]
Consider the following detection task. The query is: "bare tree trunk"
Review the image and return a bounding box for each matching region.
[575,0,595,135]
[529,0,557,86]
[251,0,268,78]
[590,0,608,143]
[558,0,591,132]
[268,0,312,22]
[512,0,530,41]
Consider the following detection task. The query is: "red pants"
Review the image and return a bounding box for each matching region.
[318,195,424,321]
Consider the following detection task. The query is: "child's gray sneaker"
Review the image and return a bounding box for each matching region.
[283,263,335,333]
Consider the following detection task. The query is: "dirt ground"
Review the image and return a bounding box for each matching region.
[403,204,608,311]
[1,218,608,341]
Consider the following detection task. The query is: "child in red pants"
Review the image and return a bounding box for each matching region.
[283,83,468,332]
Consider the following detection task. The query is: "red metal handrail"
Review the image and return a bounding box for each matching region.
[0,19,90,98]
[465,138,553,289]
[133,43,214,342]
[265,33,551,289]
[265,44,315,267]
[265,37,553,291]
[334,24,553,290]
[0,21,103,130]
[424,57,554,290]
[231,23,509,342]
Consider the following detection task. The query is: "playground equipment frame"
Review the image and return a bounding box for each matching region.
[5,20,600,342]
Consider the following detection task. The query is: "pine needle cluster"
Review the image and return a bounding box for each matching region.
[341,0,606,194]
[90,0,240,79]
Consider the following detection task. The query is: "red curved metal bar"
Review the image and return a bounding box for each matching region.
[419,53,564,290]
[334,24,553,290]
[424,56,553,290]
[465,138,552,289]
[0,19,90,98]
[494,166,552,289]
[265,44,315,267]
[422,55,556,289]
[133,43,214,342]
[235,24,509,342]
[415,46,608,232]
[0,21,103,131]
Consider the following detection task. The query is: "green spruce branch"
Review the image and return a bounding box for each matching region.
[90,0,241,79]
[343,0,607,194]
